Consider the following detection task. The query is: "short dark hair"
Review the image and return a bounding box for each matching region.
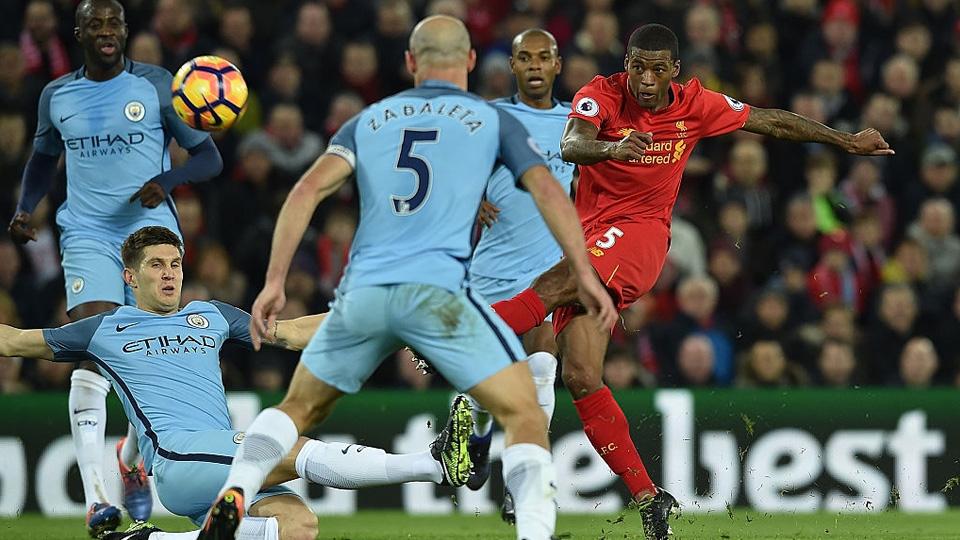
[627,24,679,60]
[121,226,183,268]
[75,0,125,26]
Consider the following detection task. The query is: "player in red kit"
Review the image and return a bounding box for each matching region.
[490,24,893,539]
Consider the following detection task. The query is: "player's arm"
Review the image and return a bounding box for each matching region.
[265,313,328,351]
[0,325,54,360]
[130,138,224,208]
[742,107,894,156]
[560,118,653,165]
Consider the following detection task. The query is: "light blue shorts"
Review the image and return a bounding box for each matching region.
[151,430,298,526]
[470,272,552,323]
[59,235,134,311]
[303,284,525,393]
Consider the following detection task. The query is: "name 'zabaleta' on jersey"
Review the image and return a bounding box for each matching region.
[34,59,208,235]
[41,300,252,472]
[470,97,575,280]
[325,80,547,294]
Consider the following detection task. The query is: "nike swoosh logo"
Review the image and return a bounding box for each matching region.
[116,322,139,332]
[59,112,80,123]
[340,444,352,455]
[73,407,98,414]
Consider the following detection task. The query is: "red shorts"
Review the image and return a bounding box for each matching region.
[553,218,671,335]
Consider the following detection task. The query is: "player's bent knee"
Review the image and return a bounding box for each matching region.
[561,364,603,398]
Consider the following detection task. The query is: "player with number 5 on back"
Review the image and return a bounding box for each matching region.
[486,23,895,540]
[198,15,615,540]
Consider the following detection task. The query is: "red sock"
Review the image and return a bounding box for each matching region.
[573,386,656,499]
[491,288,547,335]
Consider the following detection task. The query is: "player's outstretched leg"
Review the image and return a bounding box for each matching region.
[469,362,556,540]
[70,368,121,537]
[116,428,153,522]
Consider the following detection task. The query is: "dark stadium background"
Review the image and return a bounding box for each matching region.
[1,0,959,396]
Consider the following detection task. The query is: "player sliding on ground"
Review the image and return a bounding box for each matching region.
[485,23,894,540]
[0,226,476,540]
[199,15,616,540]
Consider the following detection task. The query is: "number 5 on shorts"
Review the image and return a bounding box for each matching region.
[596,226,624,249]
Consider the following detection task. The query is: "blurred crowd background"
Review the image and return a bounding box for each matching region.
[1,0,960,393]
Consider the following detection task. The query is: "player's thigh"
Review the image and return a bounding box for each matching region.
[60,235,128,312]
[523,321,558,356]
[300,286,402,395]
[585,219,670,310]
[393,285,525,392]
[249,493,317,540]
[276,364,345,430]
[466,361,546,448]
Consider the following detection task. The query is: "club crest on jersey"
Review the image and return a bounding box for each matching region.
[575,97,600,117]
[187,314,209,329]
[124,101,145,122]
[70,277,84,294]
[233,432,245,444]
[722,95,745,112]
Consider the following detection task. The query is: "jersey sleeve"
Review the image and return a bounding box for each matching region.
[33,82,63,156]
[41,314,107,362]
[139,63,210,150]
[696,87,751,138]
[568,76,618,130]
[325,113,360,170]
[210,300,253,349]
[495,108,547,181]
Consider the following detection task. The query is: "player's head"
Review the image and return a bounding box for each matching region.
[624,24,680,110]
[510,29,561,102]
[406,15,476,86]
[121,226,184,314]
[74,0,127,70]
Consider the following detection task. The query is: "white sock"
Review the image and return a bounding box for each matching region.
[502,443,557,540]
[120,423,140,468]
[295,439,442,487]
[148,517,278,540]
[465,394,493,437]
[69,369,111,507]
[527,352,557,429]
[221,408,299,507]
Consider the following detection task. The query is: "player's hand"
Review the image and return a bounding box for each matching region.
[846,128,895,156]
[574,269,618,331]
[129,180,167,208]
[608,131,653,162]
[250,281,286,351]
[8,211,37,244]
[478,200,500,228]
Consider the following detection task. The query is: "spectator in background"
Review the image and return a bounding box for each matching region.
[174,191,206,267]
[373,0,414,94]
[848,213,885,302]
[905,144,960,224]
[195,243,247,307]
[218,3,266,89]
[0,113,27,216]
[929,105,960,149]
[666,216,706,280]
[240,103,323,179]
[603,346,650,390]
[817,338,858,387]
[863,284,921,385]
[741,288,792,351]
[714,139,774,230]
[804,152,849,234]
[660,276,734,386]
[315,207,355,302]
[20,1,70,83]
[127,32,162,65]
[741,22,781,100]
[0,42,40,128]
[683,3,733,83]
[0,239,37,326]
[907,198,960,293]
[933,286,960,384]
[675,334,715,387]
[557,53,598,101]
[736,340,808,388]
[613,296,660,379]
[571,10,621,75]
[839,157,895,246]
[899,337,939,388]
[340,41,383,104]
[809,59,857,124]
[808,230,865,315]
[280,2,340,130]
[708,241,750,321]
[323,91,364,141]
[0,290,27,394]
[263,53,302,108]
[152,0,213,73]
[476,51,513,100]
[895,20,935,81]
[754,194,820,282]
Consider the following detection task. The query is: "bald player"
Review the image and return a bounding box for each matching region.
[198,16,615,540]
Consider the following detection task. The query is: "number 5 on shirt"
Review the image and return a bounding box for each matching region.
[392,128,439,215]
[596,226,624,249]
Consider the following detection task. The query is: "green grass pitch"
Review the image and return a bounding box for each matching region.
[2,510,959,539]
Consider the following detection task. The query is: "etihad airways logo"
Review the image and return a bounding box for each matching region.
[617,127,687,164]
[122,334,217,357]
[64,132,146,158]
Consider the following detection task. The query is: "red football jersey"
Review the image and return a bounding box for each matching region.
[569,73,751,225]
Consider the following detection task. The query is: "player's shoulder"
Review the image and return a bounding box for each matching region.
[40,68,85,99]
[581,72,628,96]
[127,59,173,80]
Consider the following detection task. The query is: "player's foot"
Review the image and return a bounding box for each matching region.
[116,437,153,522]
[197,487,244,540]
[85,502,122,538]
[465,430,492,490]
[99,520,161,540]
[638,488,680,540]
[406,346,435,375]
[500,488,515,525]
[430,394,473,487]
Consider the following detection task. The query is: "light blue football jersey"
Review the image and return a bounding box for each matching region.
[326,80,546,293]
[42,300,251,471]
[469,96,575,280]
[34,59,209,241]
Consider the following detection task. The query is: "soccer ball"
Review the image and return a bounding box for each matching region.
[171,56,248,132]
